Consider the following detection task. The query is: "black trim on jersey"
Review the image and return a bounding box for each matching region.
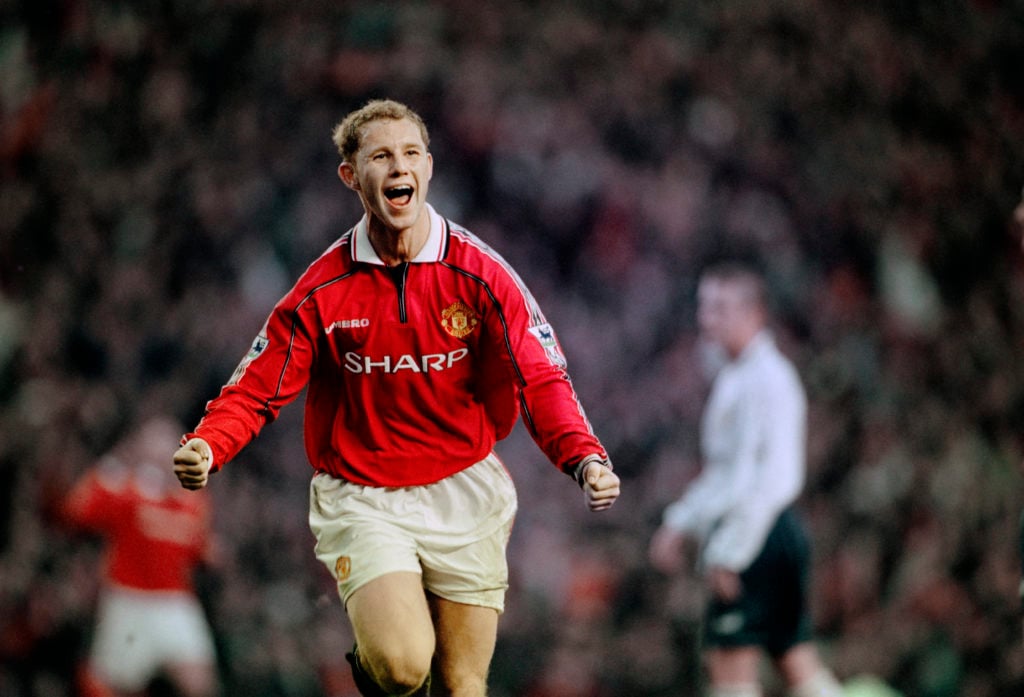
[446,221,545,329]
[388,262,410,323]
[518,390,539,441]
[439,261,545,439]
[440,219,451,260]
[272,271,359,402]
[439,262,526,388]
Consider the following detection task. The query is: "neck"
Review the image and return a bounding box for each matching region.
[367,215,429,266]
[728,328,765,359]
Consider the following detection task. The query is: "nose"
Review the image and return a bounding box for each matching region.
[391,153,410,174]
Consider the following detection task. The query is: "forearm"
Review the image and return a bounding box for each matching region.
[188,388,272,469]
[662,463,739,536]
[520,374,606,477]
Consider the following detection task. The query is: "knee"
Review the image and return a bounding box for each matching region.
[774,643,820,685]
[368,648,432,695]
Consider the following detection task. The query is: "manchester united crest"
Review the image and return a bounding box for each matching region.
[335,555,351,581]
[441,301,479,338]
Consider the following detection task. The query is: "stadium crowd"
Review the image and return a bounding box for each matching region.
[2,1,1024,695]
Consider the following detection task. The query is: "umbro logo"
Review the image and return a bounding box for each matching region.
[325,318,370,333]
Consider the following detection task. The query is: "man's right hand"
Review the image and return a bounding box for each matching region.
[648,524,688,574]
[173,438,214,490]
[707,565,743,603]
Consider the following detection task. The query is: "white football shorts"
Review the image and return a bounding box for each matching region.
[89,585,216,691]
[309,453,518,612]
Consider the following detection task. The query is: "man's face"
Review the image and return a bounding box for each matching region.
[340,117,433,235]
[697,277,761,357]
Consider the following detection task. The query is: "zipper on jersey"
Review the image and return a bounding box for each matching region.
[388,262,410,323]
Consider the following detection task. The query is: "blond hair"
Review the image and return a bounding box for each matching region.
[331,99,430,163]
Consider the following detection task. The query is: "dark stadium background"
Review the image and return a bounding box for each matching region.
[2,1,1024,695]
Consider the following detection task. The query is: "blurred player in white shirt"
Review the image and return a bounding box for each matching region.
[650,262,842,697]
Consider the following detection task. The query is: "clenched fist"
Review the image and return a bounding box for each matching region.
[581,459,620,512]
[173,438,214,490]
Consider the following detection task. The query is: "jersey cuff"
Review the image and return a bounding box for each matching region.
[182,432,221,473]
[569,454,611,488]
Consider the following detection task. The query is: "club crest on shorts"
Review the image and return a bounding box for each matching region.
[335,555,351,582]
[441,301,479,338]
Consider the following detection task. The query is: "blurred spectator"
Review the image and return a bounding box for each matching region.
[1013,183,1024,646]
[1015,186,1024,251]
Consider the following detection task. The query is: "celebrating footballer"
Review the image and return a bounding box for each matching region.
[172,99,620,697]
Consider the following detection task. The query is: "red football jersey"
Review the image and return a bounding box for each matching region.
[190,205,607,486]
[63,461,210,592]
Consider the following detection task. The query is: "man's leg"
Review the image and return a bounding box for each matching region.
[428,594,498,697]
[164,660,219,697]
[346,572,435,696]
[705,646,763,697]
[773,643,844,697]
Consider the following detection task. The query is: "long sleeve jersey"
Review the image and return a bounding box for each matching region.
[62,459,210,592]
[662,331,806,572]
[190,204,607,487]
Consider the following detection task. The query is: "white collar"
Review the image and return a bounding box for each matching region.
[352,204,445,265]
[735,330,774,364]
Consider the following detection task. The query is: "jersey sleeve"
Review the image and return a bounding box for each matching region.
[483,263,608,476]
[189,283,319,470]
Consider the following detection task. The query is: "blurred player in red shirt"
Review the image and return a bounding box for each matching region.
[64,416,218,697]
[173,99,620,697]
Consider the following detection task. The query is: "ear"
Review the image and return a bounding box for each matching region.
[338,162,359,191]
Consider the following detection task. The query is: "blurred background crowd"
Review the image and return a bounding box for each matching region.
[3,0,1024,695]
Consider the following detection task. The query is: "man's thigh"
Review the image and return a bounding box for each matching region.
[347,571,435,673]
[429,593,499,696]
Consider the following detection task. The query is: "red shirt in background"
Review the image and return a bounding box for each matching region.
[62,460,210,592]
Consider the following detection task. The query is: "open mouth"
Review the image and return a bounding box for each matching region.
[384,185,414,206]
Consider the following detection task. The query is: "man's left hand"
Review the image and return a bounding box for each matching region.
[582,461,620,512]
[707,565,742,602]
